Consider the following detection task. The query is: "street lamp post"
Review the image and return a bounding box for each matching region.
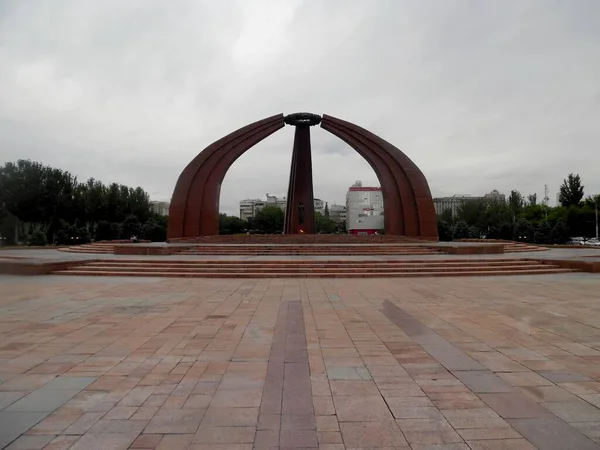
[594,197,598,239]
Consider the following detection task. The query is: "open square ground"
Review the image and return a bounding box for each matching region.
[2,273,600,449]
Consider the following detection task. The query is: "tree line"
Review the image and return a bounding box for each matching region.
[219,204,344,235]
[0,160,166,246]
[4,160,593,246]
[437,173,599,244]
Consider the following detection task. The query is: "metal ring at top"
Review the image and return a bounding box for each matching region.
[284,112,322,127]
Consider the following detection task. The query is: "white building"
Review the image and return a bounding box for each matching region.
[346,181,384,234]
[433,190,506,218]
[433,195,475,218]
[314,198,325,215]
[150,201,170,216]
[239,195,325,220]
[329,204,347,224]
[239,199,261,221]
[484,190,506,203]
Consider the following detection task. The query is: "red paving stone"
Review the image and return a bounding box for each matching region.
[1,274,600,449]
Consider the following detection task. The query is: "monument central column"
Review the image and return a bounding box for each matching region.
[283,113,321,234]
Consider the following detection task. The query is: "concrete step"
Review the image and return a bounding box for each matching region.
[177,252,439,254]
[53,268,574,278]
[177,247,437,250]
[66,264,558,274]
[84,258,546,265]
[83,260,545,269]
[178,250,441,254]
[59,249,113,254]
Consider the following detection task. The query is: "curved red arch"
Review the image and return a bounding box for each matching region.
[320,115,438,240]
[167,113,438,241]
[167,114,285,239]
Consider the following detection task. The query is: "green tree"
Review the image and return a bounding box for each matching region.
[534,221,552,244]
[514,218,532,241]
[253,206,284,234]
[437,220,452,241]
[496,222,515,240]
[584,194,600,211]
[551,221,569,244]
[121,215,142,238]
[315,212,336,234]
[438,208,454,225]
[467,226,481,239]
[28,229,47,246]
[219,214,247,235]
[95,221,114,241]
[452,221,470,240]
[324,202,330,218]
[457,199,488,230]
[141,218,167,242]
[559,173,584,207]
[527,193,537,206]
[508,190,524,214]
[0,160,156,245]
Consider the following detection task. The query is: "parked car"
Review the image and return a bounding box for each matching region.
[569,237,586,245]
[585,239,600,247]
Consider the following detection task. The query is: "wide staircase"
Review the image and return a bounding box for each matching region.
[503,242,548,253]
[175,244,442,256]
[52,258,573,278]
[58,240,150,254]
[58,242,116,254]
[457,239,548,253]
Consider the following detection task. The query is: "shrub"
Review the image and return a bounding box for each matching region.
[28,230,47,246]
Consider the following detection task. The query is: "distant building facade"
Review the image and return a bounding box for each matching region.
[239,195,325,220]
[346,181,384,235]
[328,204,347,224]
[484,190,506,203]
[150,201,170,216]
[433,190,506,218]
[314,198,325,215]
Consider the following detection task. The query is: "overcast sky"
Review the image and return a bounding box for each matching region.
[1,0,599,215]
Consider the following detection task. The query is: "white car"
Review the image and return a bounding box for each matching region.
[585,239,600,247]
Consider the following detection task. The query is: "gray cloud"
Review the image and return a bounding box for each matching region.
[1,0,599,215]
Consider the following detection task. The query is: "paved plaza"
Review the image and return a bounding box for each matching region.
[2,273,600,449]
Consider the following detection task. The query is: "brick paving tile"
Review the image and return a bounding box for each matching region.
[67,432,138,450]
[144,408,205,434]
[189,446,252,450]
[41,435,80,450]
[479,392,554,419]
[130,406,159,421]
[192,426,256,444]
[62,412,104,435]
[465,439,538,450]
[26,413,80,435]
[154,433,194,449]
[315,415,338,432]
[257,414,280,430]
[409,444,470,450]
[441,408,511,429]
[4,275,600,448]
[130,433,163,448]
[4,434,55,449]
[496,371,554,387]
[103,406,137,419]
[339,421,409,448]
[279,428,318,447]
[333,395,393,422]
[542,400,600,422]
[509,417,600,450]
[519,385,579,402]
[457,427,523,441]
